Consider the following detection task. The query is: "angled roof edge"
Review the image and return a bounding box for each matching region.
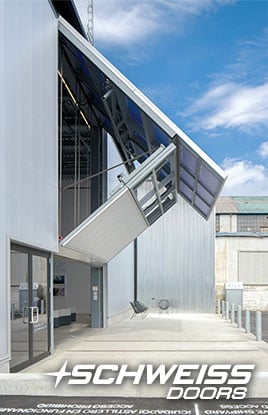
[51,0,87,39]
[58,16,227,185]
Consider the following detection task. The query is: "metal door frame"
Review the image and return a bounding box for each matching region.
[10,243,51,372]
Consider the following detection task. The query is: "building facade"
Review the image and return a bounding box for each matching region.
[216,197,268,310]
[0,0,225,373]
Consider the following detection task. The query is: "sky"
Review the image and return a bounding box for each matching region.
[75,0,268,196]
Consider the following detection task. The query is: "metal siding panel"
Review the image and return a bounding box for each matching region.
[0,1,9,363]
[137,197,215,312]
[3,0,58,251]
[107,244,134,316]
[0,0,58,363]
[107,137,135,318]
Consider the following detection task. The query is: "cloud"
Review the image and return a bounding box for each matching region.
[94,2,158,46]
[157,0,235,16]
[258,141,268,158]
[182,82,268,133]
[75,0,235,47]
[221,158,268,196]
[180,27,268,134]
[225,30,268,84]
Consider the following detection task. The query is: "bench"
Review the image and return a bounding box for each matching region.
[130,300,149,319]
[53,307,76,328]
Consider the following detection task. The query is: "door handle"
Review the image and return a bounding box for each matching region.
[29,306,39,324]
[23,307,28,324]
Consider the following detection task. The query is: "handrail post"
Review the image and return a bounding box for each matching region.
[245,309,250,334]
[237,305,242,328]
[217,299,221,314]
[256,311,262,341]
[225,301,230,320]
[222,301,225,318]
[231,303,235,324]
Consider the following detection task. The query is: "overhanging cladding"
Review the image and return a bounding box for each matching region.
[61,145,177,264]
[58,17,226,223]
[58,18,174,174]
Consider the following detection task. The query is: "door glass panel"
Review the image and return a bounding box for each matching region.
[32,255,48,359]
[10,246,50,371]
[10,250,29,369]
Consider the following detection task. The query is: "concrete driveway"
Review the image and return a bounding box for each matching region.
[1,313,268,398]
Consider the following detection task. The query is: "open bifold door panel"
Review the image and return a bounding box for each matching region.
[174,135,226,220]
[58,17,227,264]
[60,145,177,265]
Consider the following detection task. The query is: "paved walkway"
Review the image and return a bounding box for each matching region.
[1,313,268,397]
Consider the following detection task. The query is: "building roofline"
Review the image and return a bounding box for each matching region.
[216,232,268,238]
[50,0,87,39]
[216,196,268,214]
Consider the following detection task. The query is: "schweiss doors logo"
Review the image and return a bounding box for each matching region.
[47,362,255,400]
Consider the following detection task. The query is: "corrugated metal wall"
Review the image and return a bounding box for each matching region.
[137,196,215,312]
[0,0,58,250]
[106,137,134,320]
[0,0,58,369]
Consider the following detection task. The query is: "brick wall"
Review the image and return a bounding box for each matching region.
[243,285,268,311]
[216,283,268,311]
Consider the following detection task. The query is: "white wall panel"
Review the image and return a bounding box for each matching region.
[0,1,8,367]
[137,197,215,312]
[107,245,134,317]
[239,251,268,285]
[0,0,58,368]
[2,0,58,251]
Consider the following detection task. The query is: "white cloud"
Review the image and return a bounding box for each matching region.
[94,2,158,46]
[221,158,268,196]
[183,82,268,132]
[181,27,268,134]
[75,0,235,47]
[158,0,234,16]
[258,141,268,158]
[225,30,268,85]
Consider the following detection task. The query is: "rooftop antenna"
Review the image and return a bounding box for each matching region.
[87,0,94,45]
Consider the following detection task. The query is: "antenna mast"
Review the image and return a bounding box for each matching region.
[87,0,94,45]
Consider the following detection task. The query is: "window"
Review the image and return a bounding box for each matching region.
[215,214,220,232]
[237,215,268,232]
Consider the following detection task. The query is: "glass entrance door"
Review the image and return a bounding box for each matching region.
[10,244,50,372]
[10,249,29,370]
[32,255,49,360]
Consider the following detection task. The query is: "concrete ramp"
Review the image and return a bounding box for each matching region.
[1,313,268,398]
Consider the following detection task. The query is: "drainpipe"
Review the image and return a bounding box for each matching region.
[134,239,138,301]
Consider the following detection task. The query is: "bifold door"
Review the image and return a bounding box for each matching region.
[61,144,177,265]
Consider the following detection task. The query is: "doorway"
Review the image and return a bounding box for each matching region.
[10,244,51,372]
